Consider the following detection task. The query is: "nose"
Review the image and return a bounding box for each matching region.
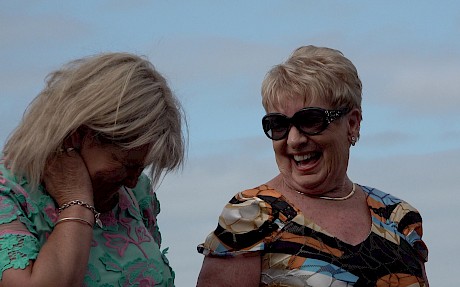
[286,125,308,149]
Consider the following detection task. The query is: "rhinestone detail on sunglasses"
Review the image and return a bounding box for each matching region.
[262,107,349,140]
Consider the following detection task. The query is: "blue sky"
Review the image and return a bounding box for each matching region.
[1,1,459,285]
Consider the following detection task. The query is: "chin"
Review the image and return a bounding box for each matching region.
[94,186,121,212]
[289,172,326,191]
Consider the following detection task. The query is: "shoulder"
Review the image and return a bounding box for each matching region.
[362,185,428,261]
[198,185,293,256]
[130,173,159,212]
[129,172,160,213]
[222,184,298,228]
[229,184,283,209]
[129,173,162,243]
[361,185,422,225]
[0,160,36,219]
[0,161,24,225]
[219,185,279,233]
[130,173,152,199]
[0,159,23,189]
[0,159,39,198]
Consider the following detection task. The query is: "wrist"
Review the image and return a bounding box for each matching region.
[58,205,95,222]
[56,195,94,207]
[58,200,102,228]
[55,217,94,228]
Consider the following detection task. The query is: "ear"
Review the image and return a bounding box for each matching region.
[347,108,362,143]
[64,126,93,150]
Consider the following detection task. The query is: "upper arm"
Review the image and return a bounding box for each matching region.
[392,201,429,263]
[196,255,261,287]
[196,187,283,286]
[392,201,429,285]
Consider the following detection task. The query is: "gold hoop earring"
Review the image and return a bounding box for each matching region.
[351,136,357,146]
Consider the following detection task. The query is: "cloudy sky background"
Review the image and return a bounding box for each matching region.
[1,1,459,286]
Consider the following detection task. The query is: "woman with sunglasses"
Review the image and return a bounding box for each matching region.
[197,45,428,286]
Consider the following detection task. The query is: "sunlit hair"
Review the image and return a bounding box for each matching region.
[4,52,186,189]
[261,45,362,117]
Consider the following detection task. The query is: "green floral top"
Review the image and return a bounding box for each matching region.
[0,159,174,286]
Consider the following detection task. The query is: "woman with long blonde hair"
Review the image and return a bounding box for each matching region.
[0,52,185,286]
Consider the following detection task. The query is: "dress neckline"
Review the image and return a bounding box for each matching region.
[264,183,375,248]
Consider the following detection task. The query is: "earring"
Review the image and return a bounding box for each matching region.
[351,136,356,146]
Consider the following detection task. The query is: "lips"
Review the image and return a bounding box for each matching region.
[293,152,321,168]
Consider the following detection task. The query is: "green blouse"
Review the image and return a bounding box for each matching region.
[0,159,174,286]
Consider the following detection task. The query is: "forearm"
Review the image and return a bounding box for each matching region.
[34,206,94,286]
[1,207,94,287]
[197,255,261,287]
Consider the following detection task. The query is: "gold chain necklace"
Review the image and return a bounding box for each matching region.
[295,183,356,201]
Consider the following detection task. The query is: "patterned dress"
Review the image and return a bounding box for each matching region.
[0,160,175,286]
[198,184,428,287]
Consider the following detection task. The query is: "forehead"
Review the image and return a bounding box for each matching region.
[268,95,330,116]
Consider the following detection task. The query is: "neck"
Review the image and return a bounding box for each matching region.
[294,182,356,201]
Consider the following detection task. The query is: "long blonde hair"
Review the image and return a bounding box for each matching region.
[4,52,186,189]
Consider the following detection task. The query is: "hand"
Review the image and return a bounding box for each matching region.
[43,148,94,206]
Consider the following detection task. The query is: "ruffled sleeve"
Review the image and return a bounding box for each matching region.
[0,162,40,279]
[391,201,429,263]
[198,185,286,257]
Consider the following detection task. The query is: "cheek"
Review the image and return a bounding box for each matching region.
[323,138,350,170]
[272,142,283,159]
[272,140,287,155]
[273,141,291,170]
[80,151,126,183]
[92,167,126,183]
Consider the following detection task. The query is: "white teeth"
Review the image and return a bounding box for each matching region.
[293,153,315,161]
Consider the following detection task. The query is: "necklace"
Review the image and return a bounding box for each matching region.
[296,183,356,201]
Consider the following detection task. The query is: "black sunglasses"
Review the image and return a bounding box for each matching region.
[262,107,349,140]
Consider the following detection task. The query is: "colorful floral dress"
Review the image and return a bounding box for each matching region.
[198,184,428,287]
[0,160,174,286]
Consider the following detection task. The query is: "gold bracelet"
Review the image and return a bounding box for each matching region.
[58,200,102,228]
[55,217,94,228]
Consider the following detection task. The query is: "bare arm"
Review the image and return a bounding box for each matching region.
[0,211,94,287]
[0,149,94,287]
[422,263,429,287]
[196,255,261,287]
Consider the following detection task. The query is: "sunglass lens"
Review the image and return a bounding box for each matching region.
[295,109,327,135]
[263,115,289,140]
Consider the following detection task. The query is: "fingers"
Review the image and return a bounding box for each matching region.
[44,146,93,206]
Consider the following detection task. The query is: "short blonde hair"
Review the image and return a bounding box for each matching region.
[4,52,186,189]
[261,45,362,114]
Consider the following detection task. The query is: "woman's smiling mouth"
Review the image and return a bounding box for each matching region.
[293,152,321,166]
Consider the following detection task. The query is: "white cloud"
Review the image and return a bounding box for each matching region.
[359,52,460,114]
